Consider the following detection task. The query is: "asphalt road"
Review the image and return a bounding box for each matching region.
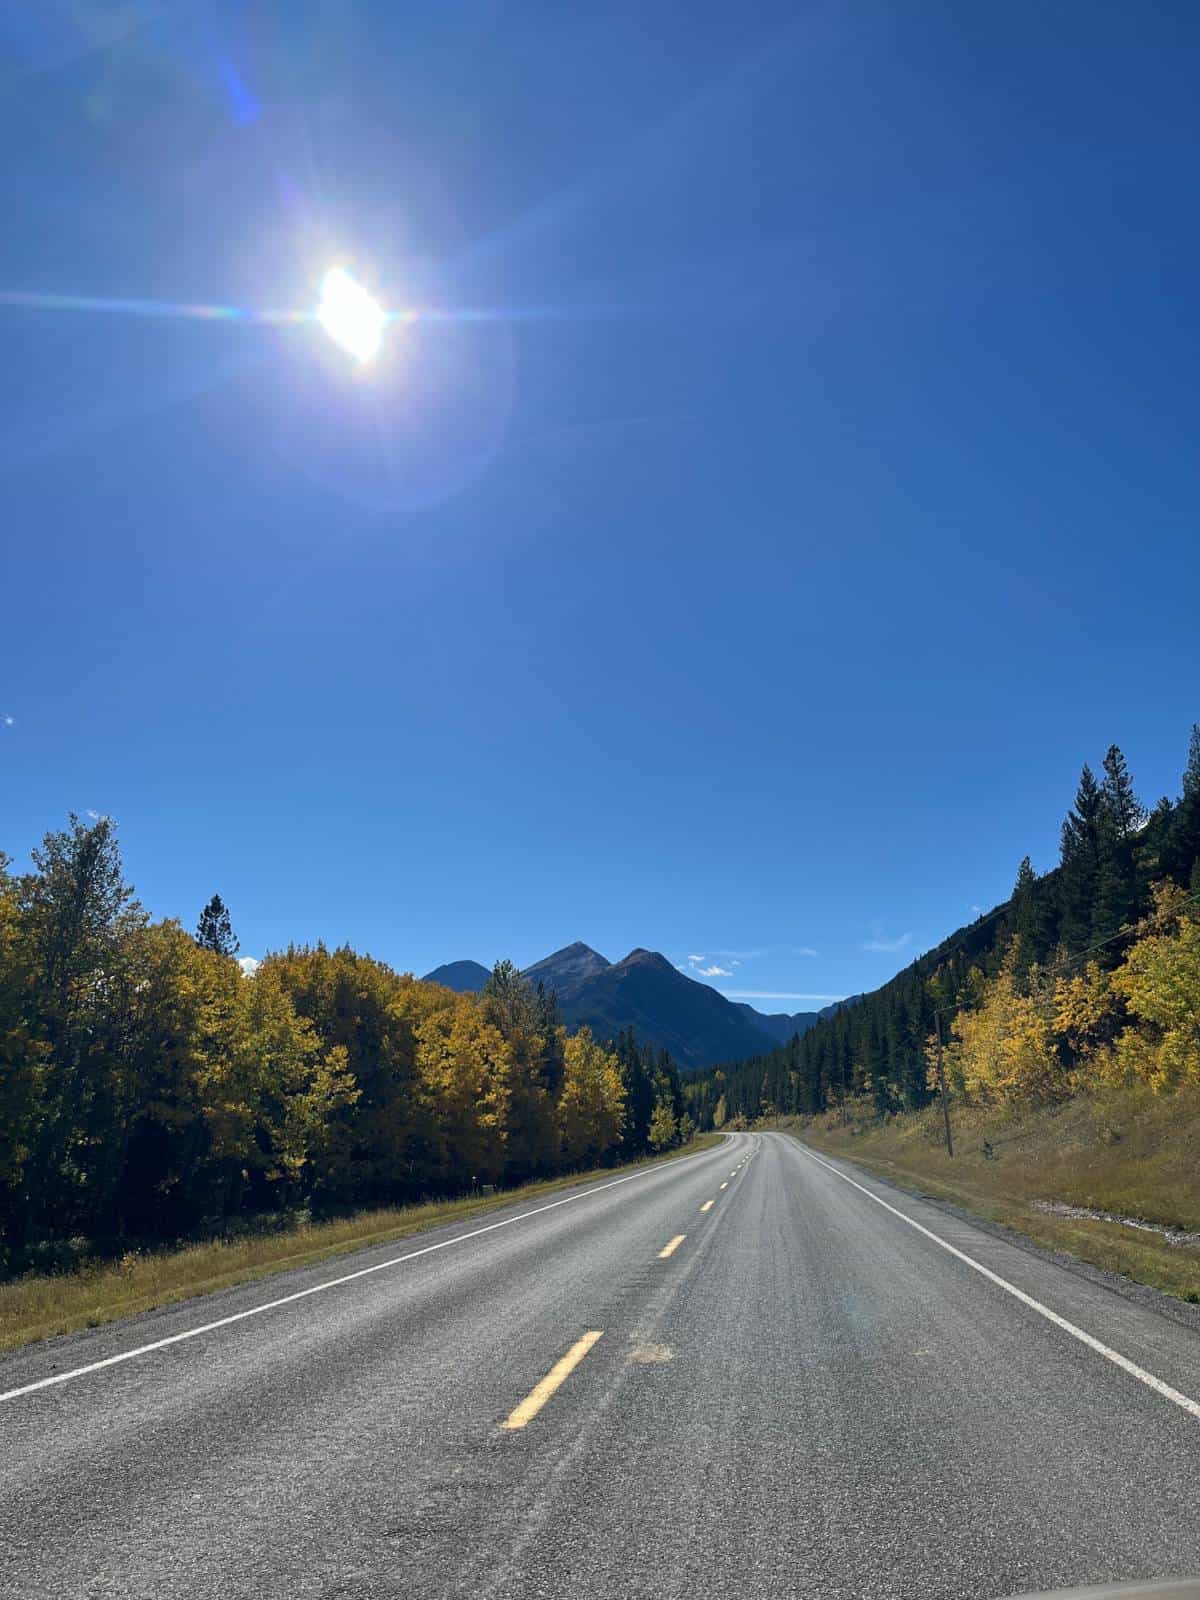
[5,1130,1200,1600]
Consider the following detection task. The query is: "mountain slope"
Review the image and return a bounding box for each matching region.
[556,949,778,1071]
[421,944,838,1069]
[421,959,491,993]
[521,942,610,1003]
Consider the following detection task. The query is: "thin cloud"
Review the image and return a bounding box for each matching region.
[687,953,705,964]
[797,947,819,957]
[720,990,846,1002]
[2,715,13,727]
[862,920,912,954]
[86,809,100,820]
[696,964,732,977]
[238,956,260,977]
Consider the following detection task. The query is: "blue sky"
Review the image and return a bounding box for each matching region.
[2,1,1198,1007]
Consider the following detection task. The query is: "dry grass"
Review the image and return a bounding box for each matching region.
[0,1135,721,1356]
[790,1085,1200,1302]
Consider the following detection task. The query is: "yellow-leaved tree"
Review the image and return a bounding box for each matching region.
[558,1027,626,1166]
[1051,960,1124,1084]
[939,941,1061,1104]
[1111,882,1200,1090]
[416,993,512,1188]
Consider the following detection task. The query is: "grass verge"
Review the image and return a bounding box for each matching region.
[0,1134,722,1356]
[785,1085,1200,1303]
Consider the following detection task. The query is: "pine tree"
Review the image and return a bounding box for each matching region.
[1058,765,1103,951]
[1100,744,1144,836]
[1095,745,1144,941]
[1163,725,1200,890]
[1010,855,1053,980]
[196,894,239,957]
[1185,724,1200,802]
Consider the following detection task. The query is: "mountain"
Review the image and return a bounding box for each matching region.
[421,942,844,1071]
[552,948,779,1072]
[421,959,491,993]
[819,995,863,1019]
[731,1002,820,1046]
[521,942,611,1003]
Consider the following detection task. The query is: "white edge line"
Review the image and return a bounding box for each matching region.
[795,1141,1200,1423]
[0,1138,729,1406]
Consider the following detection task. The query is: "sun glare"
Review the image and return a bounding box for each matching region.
[318,267,385,363]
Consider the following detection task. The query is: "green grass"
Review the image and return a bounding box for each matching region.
[786,1085,1200,1303]
[0,1134,721,1356]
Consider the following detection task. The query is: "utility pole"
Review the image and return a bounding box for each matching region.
[933,1011,954,1157]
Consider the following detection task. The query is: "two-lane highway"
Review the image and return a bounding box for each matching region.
[4,1131,1200,1599]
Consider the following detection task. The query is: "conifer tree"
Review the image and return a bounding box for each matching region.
[1095,744,1144,941]
[1163,724,1200,889]
[196,894,239,957]
[1058,765,1103,951]
[1010,855,1053,980]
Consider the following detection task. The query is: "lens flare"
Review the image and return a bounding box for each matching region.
[317,268,385,363]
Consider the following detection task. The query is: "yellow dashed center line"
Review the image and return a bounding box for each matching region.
[658,1234,686,1259]
[502,1331,603,1430]
[720,1182,727,1190]
[700,1200,714,1212]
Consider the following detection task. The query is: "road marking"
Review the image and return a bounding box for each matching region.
[502,1331,603,1430]
[658,1234,686,1259]
[797,1143,1200,1425]
[0,1142,726,1408]
[700,1200,714,1212]
[720,1182,728,1190]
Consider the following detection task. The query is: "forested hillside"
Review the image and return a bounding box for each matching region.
[0,820,692,1275]
[687,728,1200,1129]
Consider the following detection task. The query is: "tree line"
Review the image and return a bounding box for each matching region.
[686,726,1200,1129]
[0,819,691,1274]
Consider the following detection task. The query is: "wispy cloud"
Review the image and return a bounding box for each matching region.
[238,956,260,977]
[696,963,732,977]
[862,921,912,954]
[687,953,705,964]
[720,990,846,1002]
[86,809,100,820]
[2,715,13,727]
[970,904,983,918]
[797,946,819,958]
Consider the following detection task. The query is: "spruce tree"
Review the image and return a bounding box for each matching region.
[1163,725,1200,890]
[1058,765,1103,951]
[1010,855,1053,981]
[1100,744,1144,836]
[1095,745,1144,940]
[1185,724,1200,802]
[196,894,238,957]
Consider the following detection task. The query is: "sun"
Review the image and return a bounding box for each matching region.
[317,267,386,363]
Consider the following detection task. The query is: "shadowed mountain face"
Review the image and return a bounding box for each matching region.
[422,944,846,1071]
[421,959,491,993]
[731,1002,821,1046]
[549,948,781,1072]
[521,942,611,1004]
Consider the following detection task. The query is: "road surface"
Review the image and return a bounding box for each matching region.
[4,1131,1200,1599]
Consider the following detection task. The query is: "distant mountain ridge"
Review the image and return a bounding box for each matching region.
[421,959,490,994]
[730,1002,820,1045]
[421,942,836,1071]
